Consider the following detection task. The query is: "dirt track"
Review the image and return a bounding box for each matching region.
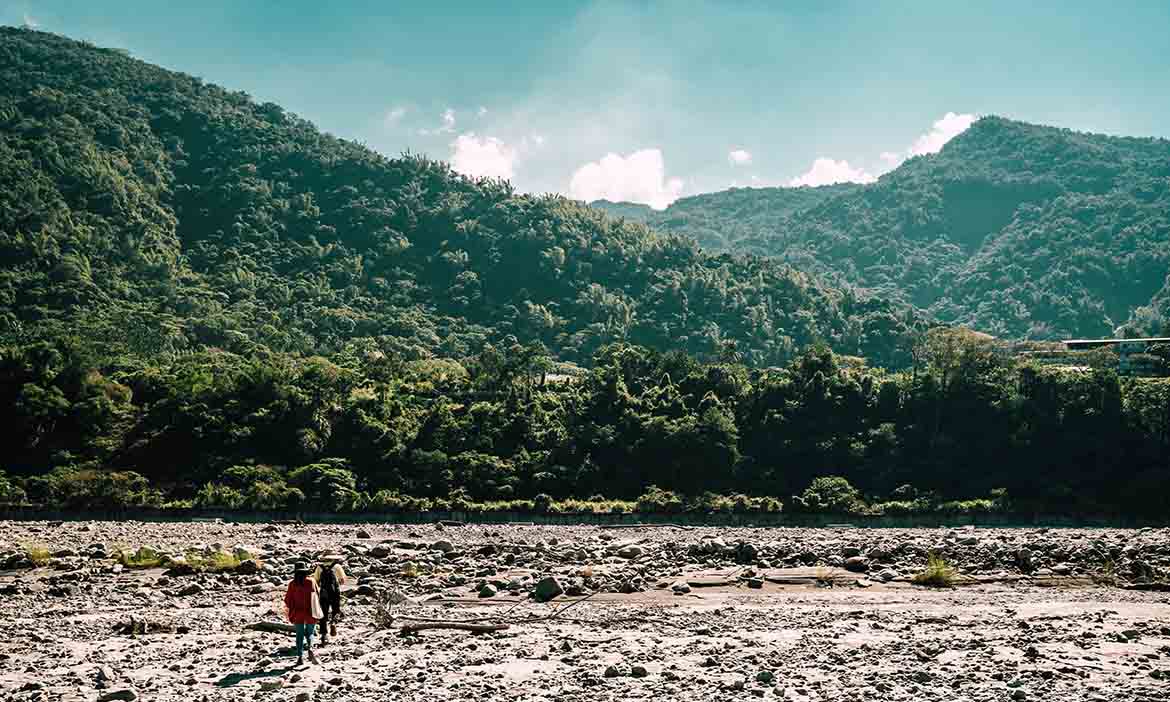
[1,521,1168,701]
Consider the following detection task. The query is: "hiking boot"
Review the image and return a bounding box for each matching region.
[296,656,304,667]
[307,649,318,665]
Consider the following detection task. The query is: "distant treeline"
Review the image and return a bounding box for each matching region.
[2,329,1167,517]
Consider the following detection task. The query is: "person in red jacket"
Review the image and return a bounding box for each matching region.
[284,562,319,665]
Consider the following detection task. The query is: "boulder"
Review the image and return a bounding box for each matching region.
[532,576,563,602]
[617,545,644,559]
[844,556,869,573]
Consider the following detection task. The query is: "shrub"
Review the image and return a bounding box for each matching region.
[118,545,164,568]
[0,470,27,504]
[936,498,995,515]
[25,545,51,566]
[912,553,957,588]
[635,485,684,513]
[798,476,863,514]
[194,482,245,510]
[532,493,554,513]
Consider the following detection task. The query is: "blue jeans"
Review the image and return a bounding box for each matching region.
[295,623,315,658]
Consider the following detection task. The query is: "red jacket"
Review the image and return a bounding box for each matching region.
[285,578,318,625]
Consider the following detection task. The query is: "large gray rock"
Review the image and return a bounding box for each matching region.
[844,556,869,573]
[532,576,563,602]
[617,545,643,559]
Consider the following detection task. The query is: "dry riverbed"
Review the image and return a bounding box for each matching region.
[1,521,1169,701]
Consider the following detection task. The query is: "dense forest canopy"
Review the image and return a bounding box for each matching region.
[595,118,1170,341]
[0,27,915,370]
[1,29,1167,517]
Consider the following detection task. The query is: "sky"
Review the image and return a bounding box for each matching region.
[4,1,1170,208]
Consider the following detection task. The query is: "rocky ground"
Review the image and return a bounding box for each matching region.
[1,520,1169,701]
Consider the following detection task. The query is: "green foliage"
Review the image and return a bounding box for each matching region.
[0,27,915,374]
[913,553,958,588]
[797,476,863,514]
[635,485,685,513]
[0,31,1168,517]
[600,117,1170,341]
[0,469,27,503]
[24,545,51,566]
[117,545,164,569]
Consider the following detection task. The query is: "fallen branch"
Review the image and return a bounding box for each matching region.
[245,621,296,635]
[523,591,599,622]
[399,621,509,634]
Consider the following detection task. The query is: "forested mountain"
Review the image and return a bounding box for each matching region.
[0,27,915,369]
[595,118,1170,341]
[2,29,1167,517]
[591,183,856,251]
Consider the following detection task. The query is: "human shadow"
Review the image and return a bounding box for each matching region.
[216,664,297,688]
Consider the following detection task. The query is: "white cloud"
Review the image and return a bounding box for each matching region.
[788,158,876,187]
[477,106,488,117]
[908,112,977,157]
[879,151,902,168]
[22,13,39,28]
[569,149,683,210]
[728,149,753,166]
[787,112,977,186]
[417,108,457,136]
[450,133,517,181]
[383,106,407,126]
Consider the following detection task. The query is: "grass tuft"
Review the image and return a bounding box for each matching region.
[24,545,51,566]
[117,546,165,569]
[912,552,957,588]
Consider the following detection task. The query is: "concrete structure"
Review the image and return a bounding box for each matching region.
[1062,337,1170,376]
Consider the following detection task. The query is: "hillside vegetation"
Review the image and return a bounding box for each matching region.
[0,27,914,370]
[596,118,1170,341]
[1,29,1167,517]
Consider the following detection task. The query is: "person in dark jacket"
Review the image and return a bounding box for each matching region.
[318,561,345,645]
[284,562,319,665]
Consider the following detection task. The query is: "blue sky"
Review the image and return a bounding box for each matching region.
[4,1,1170,207]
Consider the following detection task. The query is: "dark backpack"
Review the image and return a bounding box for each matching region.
[319,567,341,605]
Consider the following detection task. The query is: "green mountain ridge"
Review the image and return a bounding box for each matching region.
[0,27,915,369]
[590,182,858,251]
[594,117,1170,340]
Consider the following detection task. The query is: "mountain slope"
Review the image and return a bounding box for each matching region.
[0,28,916,368]
[597,118,1170,340]
[591,183,858,251]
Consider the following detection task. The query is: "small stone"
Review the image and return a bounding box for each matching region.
[756,670,775,684]
[97,690,137,702]
[478,583,498,598]
[604,665,620,678]
[295,693,311,702]
[356,529,372,539]
[746,577,764,589]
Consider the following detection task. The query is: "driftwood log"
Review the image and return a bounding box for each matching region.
[245,621,297,635]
